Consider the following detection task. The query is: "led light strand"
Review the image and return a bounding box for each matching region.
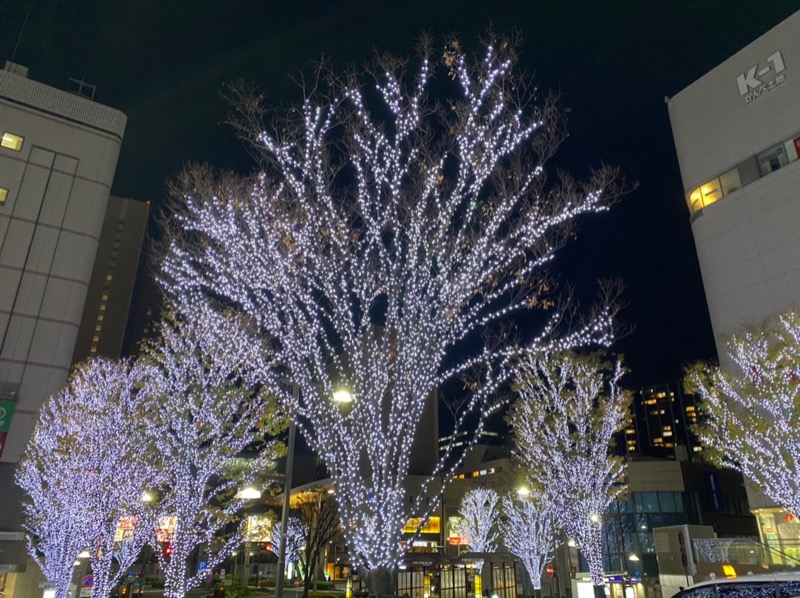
[161,41,621,570]
[509,352,630,586]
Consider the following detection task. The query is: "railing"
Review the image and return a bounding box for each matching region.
[693,538,800,569]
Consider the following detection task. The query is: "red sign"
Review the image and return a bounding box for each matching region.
[793,136,800,159]
[545,564,556,578]
[449,537,461,545]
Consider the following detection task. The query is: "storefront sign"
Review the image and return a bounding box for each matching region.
[737,50,786,103]
[0,397,17,460]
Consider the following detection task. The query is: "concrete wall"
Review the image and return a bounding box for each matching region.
[669,10,800,360]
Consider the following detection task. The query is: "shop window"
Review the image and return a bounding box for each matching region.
[0,187,7,206]
[758,144,789,175]
[1,132,23,151]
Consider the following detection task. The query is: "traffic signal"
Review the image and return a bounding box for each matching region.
[163,544,173,560]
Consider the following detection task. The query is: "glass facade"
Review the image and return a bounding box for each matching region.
[602,492,697,574]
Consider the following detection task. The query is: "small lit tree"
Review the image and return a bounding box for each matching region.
[271,517,306,577]
[137,306,287,598]
[453,488,500,572]
[161,34,624,590]
[500,493,556,597]
[509,351,630,593]
[685,311,800,516]
[16,358,158,598]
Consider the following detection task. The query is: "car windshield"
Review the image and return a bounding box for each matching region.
[675,580,800,598]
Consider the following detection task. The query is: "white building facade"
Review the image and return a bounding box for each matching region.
[0,63,126,592]
[668,10,800,562]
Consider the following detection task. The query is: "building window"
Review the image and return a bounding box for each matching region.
[1,132,23,151]
[758,144,789,175]
[0,187,7,206]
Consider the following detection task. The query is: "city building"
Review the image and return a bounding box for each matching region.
[0,61,126,595]
[668,9,800,560]
[620,384,703,461]
[71,195,149,363]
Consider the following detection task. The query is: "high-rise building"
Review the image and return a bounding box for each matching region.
[668,9,800,562]
[620,383,703,461]
[0,62,126,591]
[71,195,149,363]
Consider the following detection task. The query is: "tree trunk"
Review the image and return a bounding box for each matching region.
[366,566,395,598]
[163,552,188,598]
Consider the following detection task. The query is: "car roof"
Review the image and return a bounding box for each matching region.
[689,572,800,589]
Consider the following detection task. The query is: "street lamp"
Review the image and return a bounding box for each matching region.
[517,486,531,497]
[628,554,640,562]
[140,491,154,503]
[276,385,351,598]
[235,486,262,500]
[332,388,353,403]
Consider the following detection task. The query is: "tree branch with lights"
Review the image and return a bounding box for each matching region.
[136,306,287,598]
[509,351,630,589]
[17,358,158,598]
[454,487,500,572]
[685,311,800,516]
[160,33,626,586]
[500,492,557,595]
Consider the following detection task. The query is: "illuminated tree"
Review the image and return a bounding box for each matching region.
[161,34,624,588]
[453,488,500,572]
[137,307,287,598]
[16,358,157,598]
[685,311,800,516]
[500,493,556,596]
[509,352,630,590]
[271,517,305,576]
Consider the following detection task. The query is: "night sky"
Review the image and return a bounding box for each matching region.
[2,1,798,388]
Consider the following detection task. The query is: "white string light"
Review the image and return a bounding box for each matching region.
[500,493,556,591]
[509,352,630,586]
[136,307,286,598]
[687,311,800,517]
[161,41,620,571]
[454,488,500,572]
[17,358,158,598]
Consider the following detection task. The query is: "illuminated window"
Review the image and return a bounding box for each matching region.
[1,132,23,151]
[97,314,104,322]
[105,274,113,282]
[99,304,107,311]
[0,187,7,205]
[95,325,102,332]
[92,335,100,343]
[90,346,97,353]
[625,429,636,435]
[402,517,440,534]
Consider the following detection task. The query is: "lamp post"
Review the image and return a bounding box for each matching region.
[275,384,299,598]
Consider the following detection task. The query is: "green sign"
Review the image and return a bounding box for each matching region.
[0,399,16,433]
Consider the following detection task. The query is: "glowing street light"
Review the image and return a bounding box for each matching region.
[628,554,640,562]
[235,486,262,500]
[332,389,353,404]
[141,491,154,503]
[517,486,531,496]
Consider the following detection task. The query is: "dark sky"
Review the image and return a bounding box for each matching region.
[2,1,798,387]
